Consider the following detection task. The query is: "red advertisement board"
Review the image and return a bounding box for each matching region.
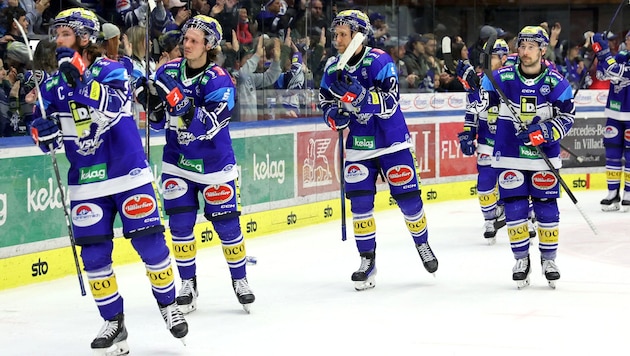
[408,123,437,179]
[439,122,477,177]
[297,130,341,197]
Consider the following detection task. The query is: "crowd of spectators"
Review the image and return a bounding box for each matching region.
[0,0,622,137]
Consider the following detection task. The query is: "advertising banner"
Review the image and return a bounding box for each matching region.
[296,130,340,197]
[408,123,437,179]
[560,117,607,168]
[438,122,477,177]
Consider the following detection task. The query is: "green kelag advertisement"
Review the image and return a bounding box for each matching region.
[0,155,71,248]
[233,134,294,205]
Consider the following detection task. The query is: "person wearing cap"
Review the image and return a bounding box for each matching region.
[100,23,121,60]
[401,33,430,91]
[591,32,630,211]
[156,30,182,68]
[472,25,574,289]
[367,12,388,50]
[469,24,497,71]
[159,0,192,32]
[320,10,439,291]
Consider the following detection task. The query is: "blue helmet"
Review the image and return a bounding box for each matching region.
[517,26,549,48]
[49,8,100,44]
[182,15,223,49]
[330,10,372,36]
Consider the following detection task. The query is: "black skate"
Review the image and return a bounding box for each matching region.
[541,258,560,289]
[232,277,255,313]
[416,242,438,274]
[91,313,129,356]
[483,206,506,244]
[601,191,620,212]
[512,255,531,289]
[176,277,198,314]
[158,302,188,343]
[622,199,630,212]
[351,251,377,291]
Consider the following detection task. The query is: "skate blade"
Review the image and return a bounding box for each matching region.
[622,205,630,213]
[547,280,557,289]
[516,277,530,289]
[179,337,187,346]
[93,340,130,356]
[242,303,252,314]
[601,203,620,212]
[485,237,496,245]
[178,302,197,315]
[353,274,376,291]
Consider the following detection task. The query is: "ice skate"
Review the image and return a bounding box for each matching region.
[541,259,560,289]
[176,277,198,314]
[91,313,129,356]
[351,251,377,291]
[158,301,188,344]
[601,190,620,212]
[483,220,498,245]
[232,277,255,313]
[622,198,630,212]
[512,255,531,289]
[415,242,438,274]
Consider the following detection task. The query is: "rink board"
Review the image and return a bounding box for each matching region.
[0,172,604,291]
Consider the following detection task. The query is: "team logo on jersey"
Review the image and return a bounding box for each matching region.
[203,184,234,205]
[345,163,369,183]
[540,85,551,96]
[532,171,557,190]
[386,165,414,186]
[162,178,188,200]
[498,170,524,189]
[122,194,156,219]
[72,203,104,227]
[603,126,619,139]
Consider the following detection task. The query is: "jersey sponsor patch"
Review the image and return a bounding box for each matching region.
[498,170,525,189]
[122,194,157,219]
[345,163,369,183]
[203,184,234,205]
[531,171,557,190]
[72,203,104,227]
[352,136,375,150]
[162,177,188,200]
[177,154,204,173]
[79,163,107,184]
[386,165,414,186]
[603,126,619,139]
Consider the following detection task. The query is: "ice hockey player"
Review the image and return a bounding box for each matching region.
[146,15,255,313]
[319,9,438,291]
[30,7,188,355]
[472,25,574,289]
[591,32,630,212]
[457,39,511,244]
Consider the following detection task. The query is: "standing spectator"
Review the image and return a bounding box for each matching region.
[100,23,121,60]
[210,0,238,41]
[368,12,388,50]
[474,25,574,288]
[0,6,29,60]
[30,7,188,354]
[384,36,410,89]
[469,25,495,71]
[274,31,305,118]
[19,0,49,35]
[320,10,439,291]
[233,35,282,121]
[236,5,253,47]
[163,0,192,32]
[148,15,256,313]
[591,32,630,211]
[0,57,10,137]
[156,29,182,68]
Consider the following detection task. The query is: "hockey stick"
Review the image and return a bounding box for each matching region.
[144,0,157,160]
[574,0,627,98]
[482,30,598,235]
[334,32,365,241]
[16,19,87,295]
[441,36,457,73]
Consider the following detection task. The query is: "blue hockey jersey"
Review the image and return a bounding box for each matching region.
[477,65,575,170]
[37,56,154,201]
[319,47,413,162]
[153,58,238,184]
[599,50,630,121]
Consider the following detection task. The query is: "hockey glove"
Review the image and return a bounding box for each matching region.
[592,33,611,59]
[324,106,351,131]
[455,60,479,92]
[31,118,62,152]
[56,47,92,88]
[154,72,192,117]
[329,75,368,108]
[135,77,165,114]
[457,127,477,156]
[517,121,558,146]
[186,107,226,140]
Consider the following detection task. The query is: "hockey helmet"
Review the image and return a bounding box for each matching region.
[50,7,100,44]
[517,26,549,48]
[483,38,509,57]
[181,15,223,50]
[330,10,372,37]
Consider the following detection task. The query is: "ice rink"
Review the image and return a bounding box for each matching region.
[1,190,628,356]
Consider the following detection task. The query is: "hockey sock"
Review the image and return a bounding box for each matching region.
[145,257,176,306]
[352,211,376,252]
[171,233,197,280]
[404,208,428,245]
[86,265,123,321]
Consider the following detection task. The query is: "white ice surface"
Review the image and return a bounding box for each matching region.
[1,190,629,356]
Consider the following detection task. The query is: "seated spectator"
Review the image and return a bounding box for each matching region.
[156,30,182,68]
[368,12,389,50]
[163,0,192,32]
[0,6,29,60]
[19,0,49,36]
